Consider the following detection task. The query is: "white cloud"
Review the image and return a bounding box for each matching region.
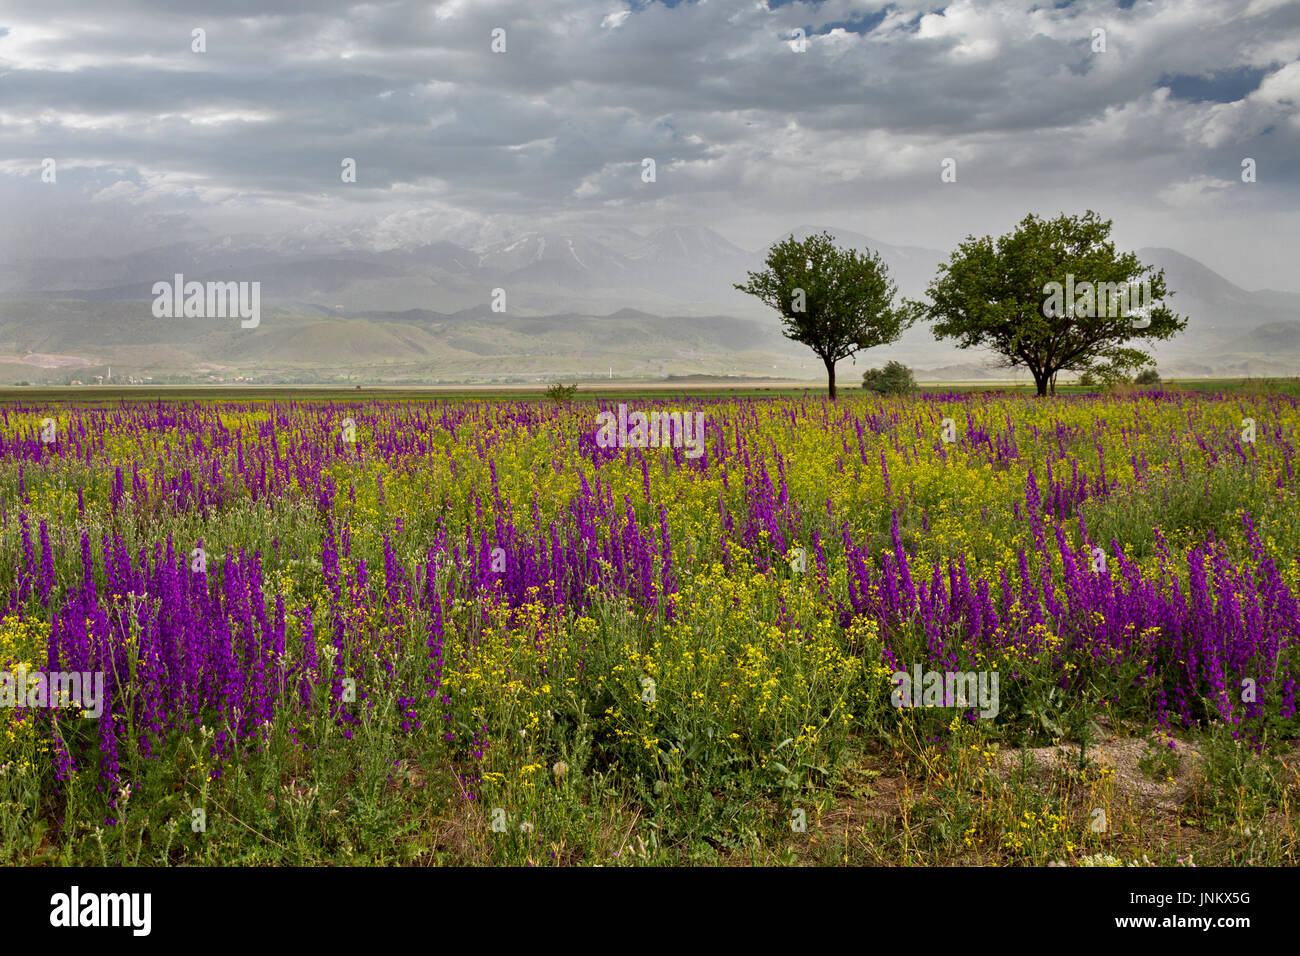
[601,10,630,30]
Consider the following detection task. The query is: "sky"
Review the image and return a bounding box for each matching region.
[1,0,1298,290]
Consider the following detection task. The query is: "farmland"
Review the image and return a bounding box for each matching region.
[0,386,1297,866]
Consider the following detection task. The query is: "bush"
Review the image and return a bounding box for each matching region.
[861,361,915,394]
[1080,367,1141,390]
[544,382,578,402]
[1134,368,1161,386]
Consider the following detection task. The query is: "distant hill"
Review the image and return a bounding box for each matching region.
[0,224,1295,383]
[0,298,806,384]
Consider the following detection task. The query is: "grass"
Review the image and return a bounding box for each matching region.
[3,375,1299,407]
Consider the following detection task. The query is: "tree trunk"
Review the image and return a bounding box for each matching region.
[1032,368,1048,397]
[1049,372,1057,396]
[824,357,837,401]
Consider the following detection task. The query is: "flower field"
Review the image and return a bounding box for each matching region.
[1,389,1297,866]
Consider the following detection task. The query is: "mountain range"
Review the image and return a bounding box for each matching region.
[0,223,1296,384]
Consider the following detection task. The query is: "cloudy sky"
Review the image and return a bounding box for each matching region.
[2,0,1298,290]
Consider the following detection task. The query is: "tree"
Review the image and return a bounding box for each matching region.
[914,211,1186,396]
[734,231,914,400]
[862,361,916,394]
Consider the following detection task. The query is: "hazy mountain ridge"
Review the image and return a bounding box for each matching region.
[0,224,1296,383]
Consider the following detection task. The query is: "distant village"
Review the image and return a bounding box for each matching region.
[62,368,258,386]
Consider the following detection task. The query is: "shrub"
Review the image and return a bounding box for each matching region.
[544,382,578,402]
[1079,367,1140,390]
[861,361,916,394]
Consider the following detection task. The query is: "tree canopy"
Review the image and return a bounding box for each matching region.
[914,211,1186,396]
[734,231,913,400]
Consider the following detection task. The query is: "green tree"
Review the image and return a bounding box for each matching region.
[734,231,913,400]
[914,211,1186,396]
